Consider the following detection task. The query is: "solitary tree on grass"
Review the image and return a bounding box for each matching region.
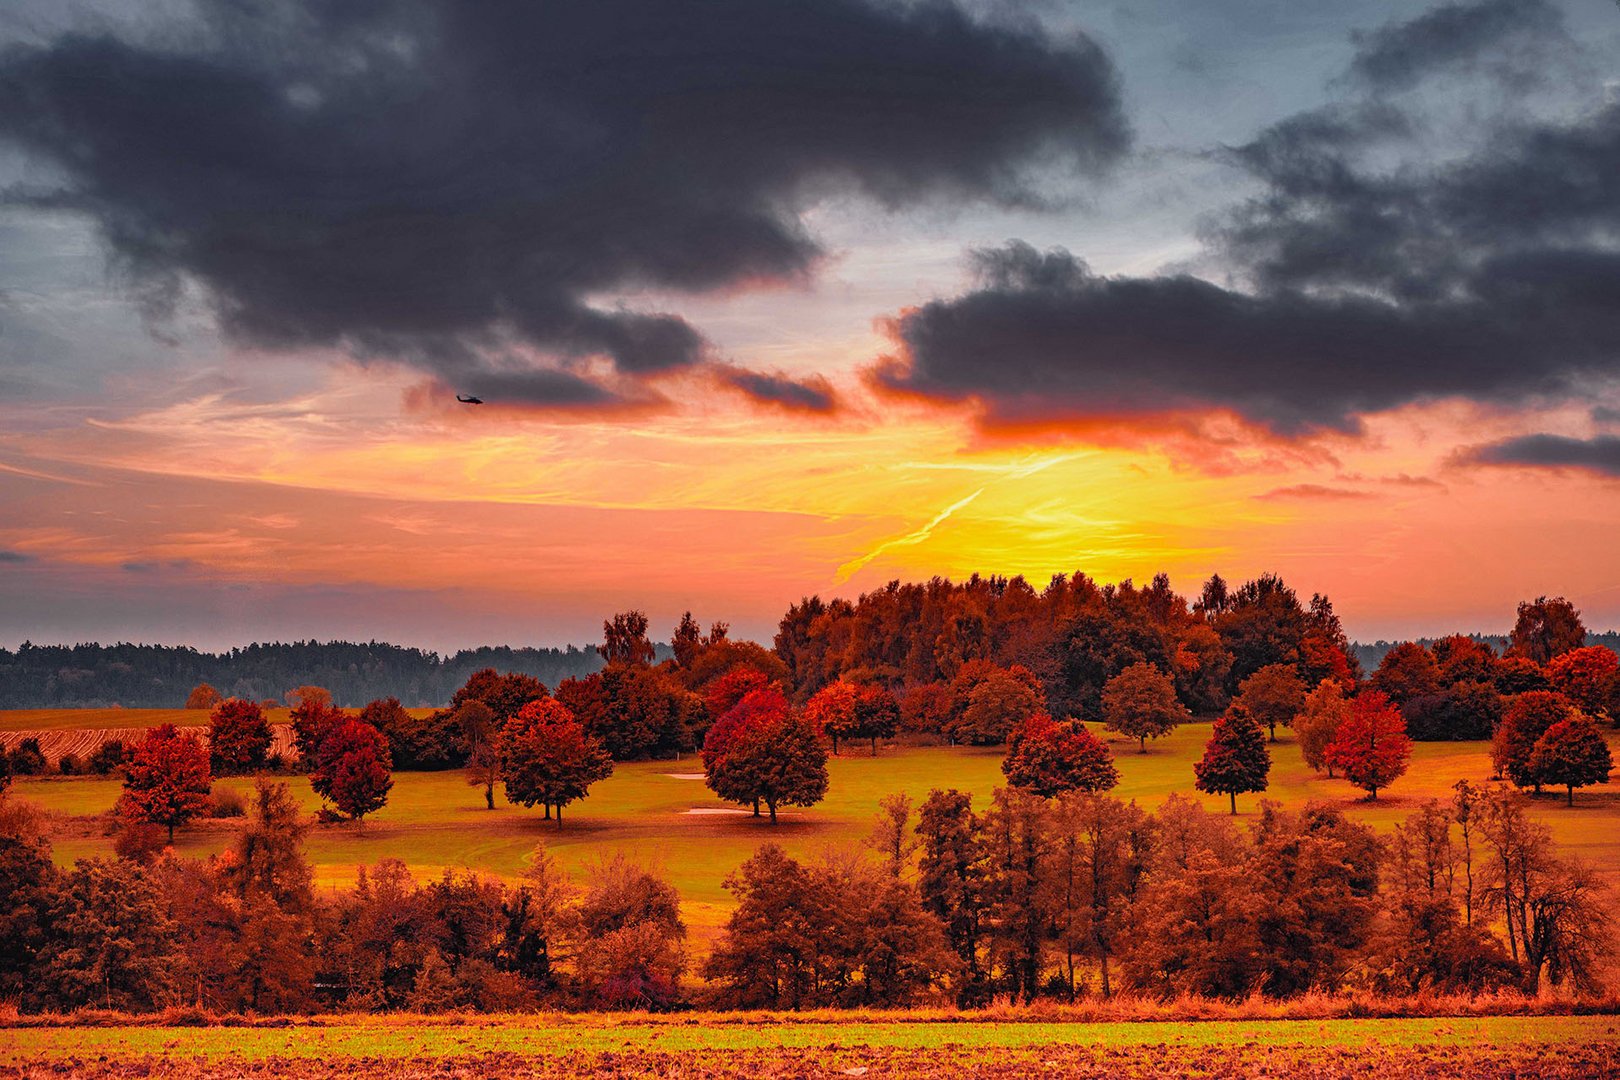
[310,718,393,821]
[1295,678,1350,777]
[457,701,500,809]
[1102,662,1189,753]
[1528,716,1613,805]
[1194,705,1270,814]
[703,688,828,823]
[1492,690,1575,792]
[500,698,613,825]
[1001,713,1119,797]
[1324,690,1412,801]
[120,724,212,843]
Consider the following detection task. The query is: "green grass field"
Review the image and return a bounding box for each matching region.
[12,717,1620,937]
[3,1013,1617,1079]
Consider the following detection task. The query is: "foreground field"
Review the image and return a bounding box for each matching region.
[3,1014,1615,1078]
[12,715,1620,937]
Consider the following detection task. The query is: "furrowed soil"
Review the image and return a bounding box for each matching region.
[2,1015,1615,1078]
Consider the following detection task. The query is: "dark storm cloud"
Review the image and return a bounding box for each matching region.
[1346,0,1565,92]
[717,366,839,414]
[0,0,1127,408]
[876,2,1620,438]
[1466,434,1620,476]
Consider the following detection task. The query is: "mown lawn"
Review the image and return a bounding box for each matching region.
[13,718,1620,937]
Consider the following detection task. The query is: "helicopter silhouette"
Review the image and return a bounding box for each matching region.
[456,394,484,405]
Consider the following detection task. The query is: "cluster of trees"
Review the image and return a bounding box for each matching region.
[2,776,1607,1014]
[0,640,611,708]
[775,571,1358,724]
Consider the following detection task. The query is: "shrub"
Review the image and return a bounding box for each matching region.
[9,738,47,776]
[209,786,248,818]
[88,739,127,775]
[57,752,84,776]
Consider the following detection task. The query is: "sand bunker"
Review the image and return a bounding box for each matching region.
[664,772,706,780]
[683,807,752,816]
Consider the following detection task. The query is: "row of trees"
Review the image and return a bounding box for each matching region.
[3,775,1607,1014]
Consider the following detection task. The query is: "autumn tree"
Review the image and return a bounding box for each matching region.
[208,698,272,774]
[867,792,920,878]
[1527,715,1613,805]
[703,690,829,823]
[573,853,687,1008]
[451,668,548,725]
[1194,705,1270,814]
[499,698,613,825]
[1493,690,1575,792]
[805,680,860,753]
[1044,792,1149,997]
[915,789,988,1004]
[853,684,901,755]
[1324,690,1413,800]
[1371,642,1441,705]
[289,698,347,765]
[946,662,1044,746]
[1545,646,1618,720]
[1001,713,1119,797]
[447,702,497,810]
[119,724,212,842]
[1295,678,1350,776]
[598,610,656,666]
[185,682,223,709]
[1102,662,1189,753]
[286,685,332,710]
[1508,596,1586,664]
[310,718,393,821]
[1234,662,1307,742]
[702,666,774,721]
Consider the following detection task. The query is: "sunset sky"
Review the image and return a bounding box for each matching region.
[3,0,1620,651]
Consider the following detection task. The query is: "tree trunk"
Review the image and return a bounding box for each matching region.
[1229,791,1236,815]
[1099,950,1111,999]
[768,801,777,824]
[752,797,760,817]
[1139,735,1146,754]
[871,736,878,756]
[543,803,551,819]
[555,803,563,827]
[831,734,839,755]
[1568,785,1575,806]
[484,782,494,810]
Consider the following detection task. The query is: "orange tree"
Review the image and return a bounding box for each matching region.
[805,680,860,754]
[1545,646,1618,720]
[1492,690,1576,792]
[498,698,612,825]
[1324,690,1413,801]
[1102,662,1189,753]
[119,724,212,842]
[1234,662,1308,742]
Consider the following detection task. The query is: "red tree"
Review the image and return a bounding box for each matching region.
[310,719,393,821]
[450,668,549,724]
[1324,690,1413,800]
[498,698,614,825]
[120,724,212,842]
[1493,690,1576,791]
[703,666,773,721]
[209,698,272,774]
[1545,646,1618,720]
[1528,716,1614,805]
[804,679,860,753]
[1001,713,1119,797]
[290,699,347,765]
[701,687,828,822]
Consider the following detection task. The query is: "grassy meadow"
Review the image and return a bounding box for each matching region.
[12,713,1620,941]
[3,1012,1617,1078]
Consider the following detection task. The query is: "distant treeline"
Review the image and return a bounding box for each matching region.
[0,640,649,709]
[1350,632,1620,674]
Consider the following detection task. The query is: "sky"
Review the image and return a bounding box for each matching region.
[2,0,1620,651]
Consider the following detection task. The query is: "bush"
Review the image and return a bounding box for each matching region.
[57,752,85,776]
[89,739,127,774]
[113,819,168,861]
[9,738,47,776]
[209,786,247,818]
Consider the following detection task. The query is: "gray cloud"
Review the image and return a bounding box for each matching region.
[0,549,33,563]
[717,366,838,414]
[0,0,1127,409]
[875,2,1620,438]
[1346,0,1566,92]
[1466,433,1620,475]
